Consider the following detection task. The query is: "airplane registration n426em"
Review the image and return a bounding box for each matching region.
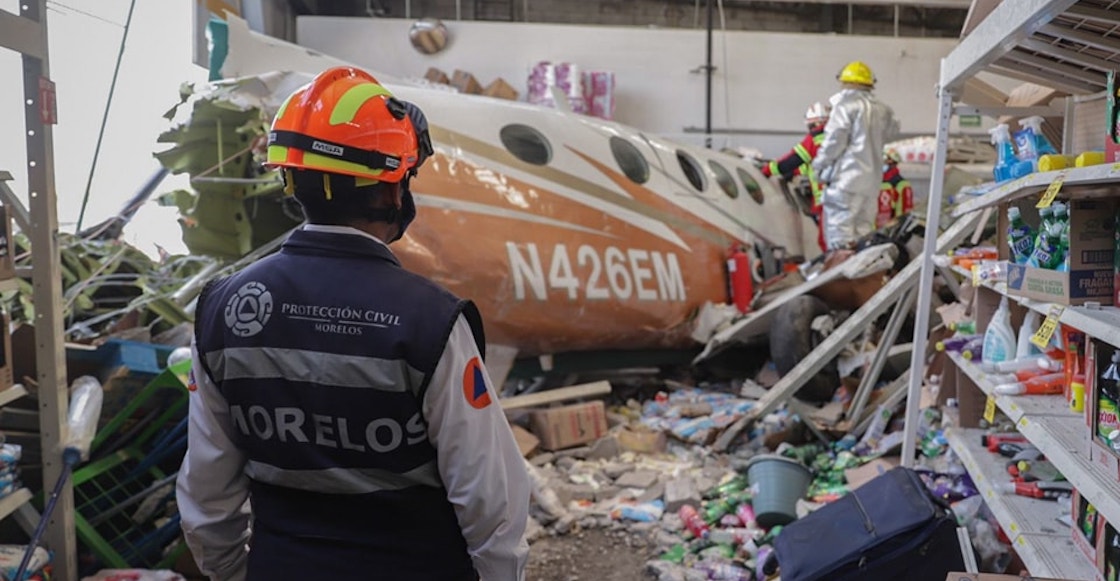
[506,242,686,302]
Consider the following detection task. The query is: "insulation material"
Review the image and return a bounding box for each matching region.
[528,61,588,113]
[527,62,616,118]
[584,71,616,120]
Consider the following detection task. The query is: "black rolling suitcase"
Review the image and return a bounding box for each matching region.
[772,466,967,581]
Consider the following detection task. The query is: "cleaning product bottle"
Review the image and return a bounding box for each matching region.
[1027,206,1055,266]
[982,296,1016,364]
[1030,223,1066,270]
[1016,310,1043,359]
[1021,116,1059,156]
[990,124,1017,183]
[1100,352,1120,441]
[1007,207,1035,265]
[1012,123,1040,177]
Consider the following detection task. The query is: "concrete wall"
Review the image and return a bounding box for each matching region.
[298,16,967,156]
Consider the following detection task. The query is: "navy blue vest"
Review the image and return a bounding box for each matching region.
[195,229,484,581]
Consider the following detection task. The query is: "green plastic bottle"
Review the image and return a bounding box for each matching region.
[1007,207,1035,265]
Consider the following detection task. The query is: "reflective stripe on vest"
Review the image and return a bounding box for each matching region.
[206,347,425,393]
[794,143,812,165]
[246,459,442,494]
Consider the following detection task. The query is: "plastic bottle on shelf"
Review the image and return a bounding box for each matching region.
[982,296,1016,364]
[1015,310,1042,360]
[1012,124,1040,178]
[990,124,1017,183]
[1021,116,1059,156]
[993,372,1066,395]
[1100,352,1120,440]
[1076,151,1106,167]
[1007,207,1035,265]
[1029,223,1066,270]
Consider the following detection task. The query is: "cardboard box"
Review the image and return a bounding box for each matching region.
[424,67,450,85]
[616,425,667,454]
[483,77,519,101]
[1073,489,1104,567]
[529,401,608,451]
[1004,198,1116,306]
[510,423,540,457]
[844,457,900,490]
[451,70,483,95]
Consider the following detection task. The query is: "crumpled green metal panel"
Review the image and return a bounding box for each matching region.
[154,85,298,260]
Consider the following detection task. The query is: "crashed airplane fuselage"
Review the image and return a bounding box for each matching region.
[159,18,821,358]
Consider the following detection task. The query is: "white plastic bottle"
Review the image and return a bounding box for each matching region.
[982,296,1016,364]
[1015,310,1042,359]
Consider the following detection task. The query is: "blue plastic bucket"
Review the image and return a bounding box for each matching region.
[745,454,812,528]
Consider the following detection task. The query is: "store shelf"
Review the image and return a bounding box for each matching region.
[0,384,27,409]
[947,352,1071,423]
[945,427,1094,580]
[0,488,31,522]
[952,163,1120,218]
[949,264,1120,352]
[944,353,1120,532]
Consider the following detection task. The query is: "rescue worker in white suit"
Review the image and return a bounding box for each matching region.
[812,60,900,251]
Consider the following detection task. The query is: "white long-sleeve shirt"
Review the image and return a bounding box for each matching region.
[177,226,530,581]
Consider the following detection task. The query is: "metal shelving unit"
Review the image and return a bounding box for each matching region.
[903,2,1120,577]
[0,1,77,578]
[944,427,1094,580]
[952,163,1120,217]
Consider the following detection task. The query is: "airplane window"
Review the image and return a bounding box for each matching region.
[500,124,552,165]
[709,160,739,199]
[609,136,650,184]
[676,150,706,192]
[736,167,765,204]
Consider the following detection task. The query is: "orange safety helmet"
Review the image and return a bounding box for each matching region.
[266,67,420,183]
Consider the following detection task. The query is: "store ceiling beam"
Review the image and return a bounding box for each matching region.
[1002,49,1109,87]
[940,0,1077,91]
[723,0,971,6]
[987,62,1100,95]
[1063,3,1120,27]
[0,8,44,60]
[1020,38,1120,75]
[1040,23,1120,55]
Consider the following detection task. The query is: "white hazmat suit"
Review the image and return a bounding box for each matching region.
[812,88,899,249]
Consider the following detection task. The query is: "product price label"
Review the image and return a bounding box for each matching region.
[1029,305,1064,349]
[972,265,980,287]
[1037,172,1067,208]
[984,396,997,424]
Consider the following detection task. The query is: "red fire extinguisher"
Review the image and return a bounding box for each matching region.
[727,245,753,314]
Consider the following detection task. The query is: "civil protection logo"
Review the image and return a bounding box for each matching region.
[462,356,491,409]
[224,282,274,337]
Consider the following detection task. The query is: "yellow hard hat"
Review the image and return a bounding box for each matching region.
[838,61,876,87]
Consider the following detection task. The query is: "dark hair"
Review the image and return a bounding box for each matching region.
[287,169,398,226]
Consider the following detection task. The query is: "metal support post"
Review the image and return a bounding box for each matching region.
[17,1,75,577]
[901,85,954,469]
[1063,96,1076,154]
[847,287,917,424]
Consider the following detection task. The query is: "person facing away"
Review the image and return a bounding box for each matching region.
[176,66,531,581]
[811,60,900,250]
[760,101,831,253]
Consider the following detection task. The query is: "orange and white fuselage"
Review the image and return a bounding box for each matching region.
[385,84,819,355]
[192,16,822,357]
